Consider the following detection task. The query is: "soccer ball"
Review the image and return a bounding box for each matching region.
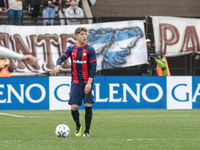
[55,124,70,137]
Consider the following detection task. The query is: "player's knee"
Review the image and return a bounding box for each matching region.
[71,105,78,111]
[85,103,92,107]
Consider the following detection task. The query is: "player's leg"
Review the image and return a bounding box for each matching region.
[68,82,83,137]
[71,104,82,137]
[83,83,94,137]
[83,103,93,137]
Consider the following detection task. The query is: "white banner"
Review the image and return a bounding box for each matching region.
[152,16,200,56]
[0,20,147,76]
[49,76,71,110]
[167,76,192,109]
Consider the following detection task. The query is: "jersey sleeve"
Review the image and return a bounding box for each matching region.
[0,46,23,60]
[89,47,97,78]
[56,46,72,66]
[89,47,97,63]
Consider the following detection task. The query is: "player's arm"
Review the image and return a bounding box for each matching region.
[0,46,38,66]
[84,48,97,94]
[49,55,67,75]
[84,77,94,94]
[0,46,23,60]
[89,49,97,78]
[49,47,71,75]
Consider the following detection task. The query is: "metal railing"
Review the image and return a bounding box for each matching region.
[0,17,95,26]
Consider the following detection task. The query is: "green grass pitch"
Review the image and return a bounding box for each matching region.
[0,109,200,150]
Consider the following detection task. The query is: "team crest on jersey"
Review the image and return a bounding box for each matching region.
[83,53,87,56]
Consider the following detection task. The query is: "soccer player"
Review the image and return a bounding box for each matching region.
[49,27,97,137]
[0,46,38,66]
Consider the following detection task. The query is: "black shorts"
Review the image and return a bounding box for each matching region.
[68,81,94,106]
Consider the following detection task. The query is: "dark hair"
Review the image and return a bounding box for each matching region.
[70,0,76,2]
[75,27,88,35]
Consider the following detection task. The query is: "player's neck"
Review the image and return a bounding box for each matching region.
[76,42,86,47]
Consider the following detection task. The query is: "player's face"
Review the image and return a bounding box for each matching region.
[76,31,87,45]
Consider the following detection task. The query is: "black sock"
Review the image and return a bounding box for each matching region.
[85,107,92,133]
[71,110,80,127]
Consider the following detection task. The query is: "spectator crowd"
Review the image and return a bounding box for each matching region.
[0,0,96,25]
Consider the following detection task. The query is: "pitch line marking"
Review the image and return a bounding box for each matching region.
[0,113,189,119]
[0,113,55,118]
[1,138,200,143]
[94,114,189,118]
[0,113,25,118]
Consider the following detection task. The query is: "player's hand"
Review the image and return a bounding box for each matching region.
[154,57,157,61]
[84,83,91,94]
[22,54,38,66]
[49,66,61,75]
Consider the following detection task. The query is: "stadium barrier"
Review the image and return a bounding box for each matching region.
[0,76,199,110]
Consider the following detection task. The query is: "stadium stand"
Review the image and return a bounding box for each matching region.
[0,0,200,76]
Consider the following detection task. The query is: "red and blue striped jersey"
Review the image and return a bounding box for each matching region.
[57,43,97,84]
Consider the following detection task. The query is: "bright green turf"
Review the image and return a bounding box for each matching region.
[0,109,200,150]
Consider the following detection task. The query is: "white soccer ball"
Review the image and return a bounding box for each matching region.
[55,124,70,137]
